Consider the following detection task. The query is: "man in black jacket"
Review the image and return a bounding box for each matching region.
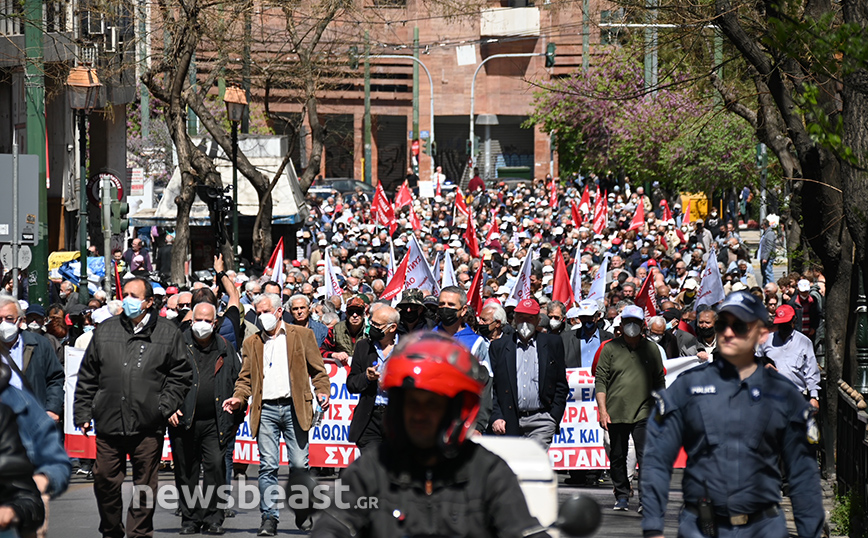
[347,306,400,454]
[0,295,64,421]
[561,299,613,368]
[75,277,192,538]
[169,301,244,535]
[489,298,568,449]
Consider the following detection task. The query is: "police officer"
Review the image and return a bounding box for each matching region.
[641,291,824,538]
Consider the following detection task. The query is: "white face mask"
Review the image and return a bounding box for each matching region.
[192,320,214,340]
[165,309,179,320]
[549,319,563,332]
[27,322,43,332]
[517,321,535,341]
[0,321,19,343]
[259,311,279,332]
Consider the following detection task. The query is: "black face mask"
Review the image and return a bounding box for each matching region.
[438,307,460,327]
[367,325,386,342]
[697,326,715,340]
[401,308,421,325]
[477,323,492,338]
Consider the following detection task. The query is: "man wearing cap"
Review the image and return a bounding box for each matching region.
[790,279,821,341]
[320,296,368,365]
[396,289,435,335]
[758,305,821,408]
[641,291,824,538]
[594,305,666,511]
[489,297,568,449]
[562,299,613,369]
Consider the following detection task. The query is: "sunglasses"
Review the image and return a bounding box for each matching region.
[714,317,750,337]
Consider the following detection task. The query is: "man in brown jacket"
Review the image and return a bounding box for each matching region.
[222,293,329,536]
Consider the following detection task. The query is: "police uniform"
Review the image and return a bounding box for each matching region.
[641,356,824,538]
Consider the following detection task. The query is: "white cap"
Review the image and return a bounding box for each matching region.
[553,226,564,235]
[566,307,581,319]
[318,239,328,246]
[797,279,811,292]
[542,266,554,274]
[394,238,405,247]
[508,258,521,267]
[449,240,462,248]
[683,278,699,291]
[731,282,748,292]
[576,299,599,317]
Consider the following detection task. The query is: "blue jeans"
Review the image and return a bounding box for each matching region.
[761,259,775,287]
[257,401,309,521]
[678,505,788,537]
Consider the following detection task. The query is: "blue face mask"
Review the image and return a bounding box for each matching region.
[123,297,145,318]
[83,325,95,333]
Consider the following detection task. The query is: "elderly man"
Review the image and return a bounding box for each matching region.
[122,238,153,272]
[347,305,400,453]
[169,301,244,535]
[288,294,328,348]
[222,293,329,536]
[75,277,192,538]
[320,296,368,365]
[489,298,568,449]
[562,299,613,369]
[595,305,666,511]
[478,302,507,341]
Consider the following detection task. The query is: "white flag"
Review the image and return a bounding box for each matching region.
[406,235,440,296]
[585,253,610,306]
[431,252,441,287]
[323,252,342,299]
[694,247,725,310]
[442,249,457,288]
[569,252,583,304]
[507,249,534,304]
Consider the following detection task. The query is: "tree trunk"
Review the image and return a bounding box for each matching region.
[298,93,324,192]
[172,172,196,284]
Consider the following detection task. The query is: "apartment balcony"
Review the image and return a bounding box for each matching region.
[480,7,540,37]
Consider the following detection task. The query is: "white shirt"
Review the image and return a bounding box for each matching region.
[261,324,292,400]
[134,313,151,334]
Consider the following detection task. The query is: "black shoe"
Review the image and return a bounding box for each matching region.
[258,518,277,537]
[179,523,200,535]
[224,509,236,518]
[202,524,225,535]
[295,513,313,531]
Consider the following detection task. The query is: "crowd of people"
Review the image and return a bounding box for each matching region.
[0,174,828,537]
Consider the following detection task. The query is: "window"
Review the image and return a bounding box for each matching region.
[599,9,624,46]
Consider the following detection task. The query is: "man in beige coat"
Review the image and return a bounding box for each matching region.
[223,293,329,536]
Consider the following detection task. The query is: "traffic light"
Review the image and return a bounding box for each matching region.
[423,139,432,155]
[349,46,359,70]
[545,43,556,68]
[110,201,129,234]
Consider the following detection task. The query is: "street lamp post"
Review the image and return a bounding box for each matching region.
[223,86,248,266]
[66,66,101,305]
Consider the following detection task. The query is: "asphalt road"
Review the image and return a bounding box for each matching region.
[48,465,684,537]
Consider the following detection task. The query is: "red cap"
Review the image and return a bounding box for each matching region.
[291,260,301,267]
[482,298,502,309]
[774,304,796,324]
[514,298,540,315]
[647,259,657,267]
[612,237,622,245]
[166,286,179,295]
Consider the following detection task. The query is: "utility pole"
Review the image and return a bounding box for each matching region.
[242,8,252,133]
[412,27,420,176]
[363,31,372,185]
[643,0,658,95]
[24,0,47,306]
[139,0,149,140]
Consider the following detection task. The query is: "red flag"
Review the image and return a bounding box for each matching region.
[578,186,591,215]
[485,212,500,245]
[436,179,441,197]
[659,234,669,252]
[661,199,673,223]
[374,182,397,235]
[265,237,286,287]
[395,181,413,209]
[571,201,582,228]
[381,250,410,301]
[409,205,422,231]
[633,273,658,320]
[549,179,558,209]
[675,227,686,244]
[114,261,123,300]
[628,200,645,232]
[678,319,696,337]
[552,247,574,305]
[682,199,691,225]
[466,262,485,314]
[463,207,481,258]
[455,190,470,218]
[592,190,608,234]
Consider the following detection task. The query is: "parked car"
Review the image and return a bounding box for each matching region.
[309,177,376,199]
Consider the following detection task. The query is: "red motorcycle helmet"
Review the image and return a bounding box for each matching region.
[380,332,486,457]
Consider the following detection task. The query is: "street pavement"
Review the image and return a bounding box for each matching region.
[50,465,684,537]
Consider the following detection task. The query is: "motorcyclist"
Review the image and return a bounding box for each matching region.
[311,332,549,538]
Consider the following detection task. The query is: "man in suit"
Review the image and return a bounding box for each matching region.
[346,306,400,453]
[561,299,613,368]
[222,293,330,536]
[489,298,568,449]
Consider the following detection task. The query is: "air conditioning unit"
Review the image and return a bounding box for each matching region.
[104,26,118,53]
[85,11,105,35]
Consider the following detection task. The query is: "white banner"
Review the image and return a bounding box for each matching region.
[507,249,534,304]
[405,235,440,296]
[585,253,610,305]
[695,246,725,310]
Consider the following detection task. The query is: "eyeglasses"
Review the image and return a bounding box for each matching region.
[714,318,750,337]
[347,309,365,318]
